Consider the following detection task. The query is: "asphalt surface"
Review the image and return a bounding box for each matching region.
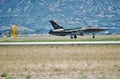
[0,41,120,46]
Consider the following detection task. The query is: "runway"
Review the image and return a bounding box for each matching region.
[0,41,120,46]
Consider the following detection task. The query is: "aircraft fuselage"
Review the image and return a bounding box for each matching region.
[49,20,108,39]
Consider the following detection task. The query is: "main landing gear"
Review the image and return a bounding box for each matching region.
[70,35,77,39]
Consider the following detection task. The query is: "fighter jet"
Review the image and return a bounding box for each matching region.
[49,20,108,39]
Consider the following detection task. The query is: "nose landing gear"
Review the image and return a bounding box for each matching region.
[92,33,95,38]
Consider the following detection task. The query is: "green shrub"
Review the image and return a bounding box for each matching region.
[98,75,107,79]
[5,75,14,79]
[1,71,8,77]
[26,74,32,79]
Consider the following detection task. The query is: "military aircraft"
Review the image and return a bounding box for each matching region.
[49,20,108,39]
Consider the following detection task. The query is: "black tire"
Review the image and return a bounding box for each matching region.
[74,35,77,39]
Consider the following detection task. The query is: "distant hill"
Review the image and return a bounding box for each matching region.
[0,0,120,35]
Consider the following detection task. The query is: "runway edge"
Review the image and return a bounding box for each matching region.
[0,41,120,46]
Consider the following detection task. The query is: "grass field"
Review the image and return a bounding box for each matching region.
[0,45,120,79]
[0,35,120,42]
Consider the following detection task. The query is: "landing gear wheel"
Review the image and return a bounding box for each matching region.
[74,35,77,39]
[70,35,73,39]
[92,33,95,38]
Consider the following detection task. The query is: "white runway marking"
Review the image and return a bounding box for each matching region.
[0,41,120,45]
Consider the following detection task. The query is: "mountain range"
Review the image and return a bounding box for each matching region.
[0,0,120,36]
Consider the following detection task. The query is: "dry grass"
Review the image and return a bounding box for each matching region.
[0,35,120,42]
[0,45,120,79]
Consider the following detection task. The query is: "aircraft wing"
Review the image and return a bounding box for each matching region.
[65,28,108,33]
[81,28,108,32]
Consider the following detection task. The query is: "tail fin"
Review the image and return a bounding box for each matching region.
[49,20,64,29]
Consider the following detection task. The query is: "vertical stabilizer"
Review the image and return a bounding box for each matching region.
[49,20,64,29]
